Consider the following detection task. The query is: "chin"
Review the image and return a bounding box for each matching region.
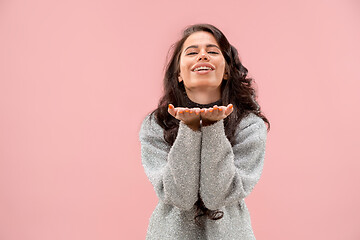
[193,78,221,85]
[187,83,222,90]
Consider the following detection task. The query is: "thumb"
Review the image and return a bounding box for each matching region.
[168,104,177,118]
[225,104,234,116]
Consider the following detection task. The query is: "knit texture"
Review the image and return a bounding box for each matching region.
[139,112,267,240]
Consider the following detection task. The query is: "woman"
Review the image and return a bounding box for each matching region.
[139,23,270,240]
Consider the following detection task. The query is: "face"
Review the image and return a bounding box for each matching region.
[178,31,228,91]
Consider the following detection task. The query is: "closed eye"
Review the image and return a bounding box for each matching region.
[186,52,219,55]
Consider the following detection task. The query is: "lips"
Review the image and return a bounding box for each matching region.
[191,63,215,72]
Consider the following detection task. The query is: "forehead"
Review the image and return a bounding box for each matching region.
[182,31,219,49]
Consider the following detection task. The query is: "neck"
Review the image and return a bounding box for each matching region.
[184,87,221,104]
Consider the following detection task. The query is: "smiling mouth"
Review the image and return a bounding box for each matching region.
[192,67,214,72]
[192,69,213,74]
[192,69,214,72]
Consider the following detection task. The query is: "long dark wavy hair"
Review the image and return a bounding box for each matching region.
[148,23,270,226]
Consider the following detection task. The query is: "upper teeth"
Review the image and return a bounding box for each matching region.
[193,66,212,71]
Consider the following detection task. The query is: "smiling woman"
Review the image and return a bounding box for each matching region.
[139,23,270,240]
[178,31,227,104]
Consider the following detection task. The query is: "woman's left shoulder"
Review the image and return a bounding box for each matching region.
[235,112,267,138]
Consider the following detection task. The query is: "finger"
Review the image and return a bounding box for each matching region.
[173,107,184,120]
[225,104,234,116]
[168,104,176,118]
[187,108,196,115]
[184,108,192,117]
[187,108,200,117]
[213,105,223,116]
[210,107,219,119]
[213,105,219,112]
[193,107,201,115]
[201,108,213,119]
[177,107,186,114]
[200,108,209,118]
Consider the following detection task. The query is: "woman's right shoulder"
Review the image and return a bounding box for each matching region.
[139,112,163,136]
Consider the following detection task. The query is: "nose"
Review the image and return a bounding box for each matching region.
[197,52,210,61]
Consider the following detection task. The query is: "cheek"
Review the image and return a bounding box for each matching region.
[217,61,226,74]
[180,60,192,74]
[179,57,186,69]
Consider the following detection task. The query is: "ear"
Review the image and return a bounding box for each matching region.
[223,73,228,80]
[178,75,183,82]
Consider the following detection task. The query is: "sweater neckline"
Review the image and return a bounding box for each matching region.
[183,94,222,109]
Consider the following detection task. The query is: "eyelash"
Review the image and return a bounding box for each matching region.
[187,52,219,55]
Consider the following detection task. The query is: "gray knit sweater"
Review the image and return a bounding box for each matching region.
[139,112,267,240]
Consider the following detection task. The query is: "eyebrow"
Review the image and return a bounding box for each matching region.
[184,44,220,52]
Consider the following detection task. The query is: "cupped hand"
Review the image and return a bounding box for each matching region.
[200,104,234,126]
[168,104,201,127]
[168,103,234,128]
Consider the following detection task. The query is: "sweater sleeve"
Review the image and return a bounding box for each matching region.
[139,114,202,211]
[199,113,267,210]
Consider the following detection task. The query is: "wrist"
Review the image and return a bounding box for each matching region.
[186,123,200,131]
[201,119,218,127]
[182,121,200,131]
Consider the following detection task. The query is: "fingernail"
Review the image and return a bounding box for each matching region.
[219,108,222,111]
[209,110,213,112]
[189,110,193,113]
[168,104,173,109]
[196,112,199,115]
[179,110,183,113]
[201,109,204,112]
[185,110,189,113]
[229,104,233,109]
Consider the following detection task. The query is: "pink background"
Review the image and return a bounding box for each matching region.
[1,0,359,239]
